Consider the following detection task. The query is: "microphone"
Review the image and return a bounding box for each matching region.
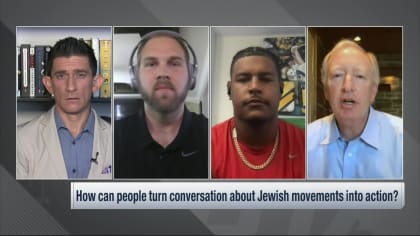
[91,152,99,164]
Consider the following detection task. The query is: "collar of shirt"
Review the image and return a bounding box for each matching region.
[359,107,380,149]
[321,106,379,149]
[54,108,95,137]
[137,104,193,151]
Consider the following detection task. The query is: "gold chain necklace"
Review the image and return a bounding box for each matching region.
[232,127,279,170]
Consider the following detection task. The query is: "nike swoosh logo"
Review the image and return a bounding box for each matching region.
[181,150,198,158]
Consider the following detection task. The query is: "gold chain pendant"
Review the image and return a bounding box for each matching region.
[232,127,279,170]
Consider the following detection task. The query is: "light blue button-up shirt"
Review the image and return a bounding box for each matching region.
[308,107,402,179]
[55,109,95,179]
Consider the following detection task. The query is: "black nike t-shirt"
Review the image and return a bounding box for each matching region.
[114,103,208,179]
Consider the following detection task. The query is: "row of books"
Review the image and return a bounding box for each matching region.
[16,38,112,99]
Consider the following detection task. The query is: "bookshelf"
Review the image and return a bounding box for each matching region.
[16,26,112,125]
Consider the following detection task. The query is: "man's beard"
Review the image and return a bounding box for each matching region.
[139,80,190,114]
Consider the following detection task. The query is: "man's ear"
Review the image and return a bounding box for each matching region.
[42,76,54,95]
[323,85,330,103]
[227,81,232,99]
[92,74,104,93]
[369,84,378,105]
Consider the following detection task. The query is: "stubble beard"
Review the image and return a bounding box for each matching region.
[139,81,190,114]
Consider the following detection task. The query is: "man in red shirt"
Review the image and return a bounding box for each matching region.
[212,47,305,179]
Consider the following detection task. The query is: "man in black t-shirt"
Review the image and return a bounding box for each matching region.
[114,30,208,178]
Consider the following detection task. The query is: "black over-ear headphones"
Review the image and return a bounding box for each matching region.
[129,30,198,91]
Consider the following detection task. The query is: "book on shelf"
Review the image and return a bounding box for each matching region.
[18,44,51,99]
[43,46,52,97]
[20,44,30,98]
[34,46,48,97]
[91,38,100,98]
[29,47,36,98]
[99,40,111,98]
[16,46,21,97]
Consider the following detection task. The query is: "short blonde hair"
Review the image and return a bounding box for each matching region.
[321,39,380,86]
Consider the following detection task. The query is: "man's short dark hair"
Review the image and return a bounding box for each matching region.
[45,37,97,76]
[230,46,282,81]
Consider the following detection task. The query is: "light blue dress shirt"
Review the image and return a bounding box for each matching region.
[55,109,95,179]
[308,107,402,179]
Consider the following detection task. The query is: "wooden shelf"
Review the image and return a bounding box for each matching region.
[114,93,141,99]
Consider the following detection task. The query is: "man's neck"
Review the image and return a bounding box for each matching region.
[144,104,184,148]
[234,117,278,148]
[336,110,370,141]
[56,107,91,138]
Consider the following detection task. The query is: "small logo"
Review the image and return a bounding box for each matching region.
[181,150,198,158]
[288,153,297,159]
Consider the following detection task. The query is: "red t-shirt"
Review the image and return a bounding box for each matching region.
[212,118,305,179]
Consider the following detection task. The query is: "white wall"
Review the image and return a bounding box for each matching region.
[112,32,141,86]
[180,27,209,118]
[211,27,305,126]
